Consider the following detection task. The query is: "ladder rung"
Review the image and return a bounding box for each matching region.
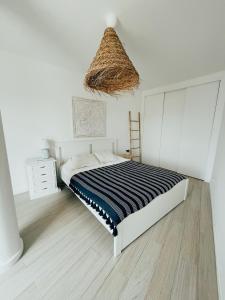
[131,147,140,149]
[131,138,139,140]
[131,130,139,132]
[132,155,140,158]
[130,120,139,123]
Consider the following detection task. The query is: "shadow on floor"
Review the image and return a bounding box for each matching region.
[19,191,75,254]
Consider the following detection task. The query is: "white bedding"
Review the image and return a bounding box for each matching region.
[60,155,128,186]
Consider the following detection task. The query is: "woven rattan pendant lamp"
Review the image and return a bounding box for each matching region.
[84,13,139,95]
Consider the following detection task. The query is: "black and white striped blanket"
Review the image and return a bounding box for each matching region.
[69,160,186,236]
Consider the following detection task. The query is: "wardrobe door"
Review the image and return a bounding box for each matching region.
[178,81,219,179]
[142,93,164,166]
[160,89,186,171]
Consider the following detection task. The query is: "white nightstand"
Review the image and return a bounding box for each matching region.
[119,153,133,160]
[26,157,60,200]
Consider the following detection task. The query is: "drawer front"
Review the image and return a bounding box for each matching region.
[33,181,56,194]
[33,172,54,184]
[32,163,56,182]
[30,185,58,199]
[32,164,53,177]
[27,159,59,199]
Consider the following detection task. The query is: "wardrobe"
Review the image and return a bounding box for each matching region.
[142,81,220,180]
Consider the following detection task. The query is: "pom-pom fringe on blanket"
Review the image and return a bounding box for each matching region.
[69,185,118,236]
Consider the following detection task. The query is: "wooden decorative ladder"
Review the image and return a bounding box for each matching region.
[129,111,142,162]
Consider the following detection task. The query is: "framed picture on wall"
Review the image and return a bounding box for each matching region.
[72,97,106,137]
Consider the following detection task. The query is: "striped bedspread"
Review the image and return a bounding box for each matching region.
[69,160,186,236]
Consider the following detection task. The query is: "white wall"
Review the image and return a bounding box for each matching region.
[0,50,141,195]
[210,96,225,300]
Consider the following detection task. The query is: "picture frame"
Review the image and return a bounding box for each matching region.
[72,97,106,138]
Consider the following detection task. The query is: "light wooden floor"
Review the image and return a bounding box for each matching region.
[0,179,218,300]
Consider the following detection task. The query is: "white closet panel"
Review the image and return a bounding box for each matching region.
[142,93,164,166]
[160,89,186,171]
[178,81,219,179]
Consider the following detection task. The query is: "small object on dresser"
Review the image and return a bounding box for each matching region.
[40,138,50,159]
[26,157,60,200]
[120,151,132,159]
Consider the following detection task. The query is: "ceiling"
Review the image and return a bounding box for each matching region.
[1,0,225,90]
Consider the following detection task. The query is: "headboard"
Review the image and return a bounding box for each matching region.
[53,138,118,167]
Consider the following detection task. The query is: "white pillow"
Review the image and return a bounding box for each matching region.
[63,154,99,171]
[94,151,114,163]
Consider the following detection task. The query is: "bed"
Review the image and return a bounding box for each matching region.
[54,138,189,257]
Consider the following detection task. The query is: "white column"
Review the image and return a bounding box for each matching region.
[0,112,23,272]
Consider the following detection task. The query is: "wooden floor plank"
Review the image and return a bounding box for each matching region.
[93,227,154,299]
[171,179,201,300]
[145,198,185,300]
[0,179,218,300]
[198,182,218,300]
[15,283,40,300]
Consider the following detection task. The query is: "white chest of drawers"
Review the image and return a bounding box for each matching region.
[26,158,60,200]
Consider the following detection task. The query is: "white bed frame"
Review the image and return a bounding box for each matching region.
[53,138,189,257]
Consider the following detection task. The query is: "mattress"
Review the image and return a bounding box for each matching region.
[69,160,186,236]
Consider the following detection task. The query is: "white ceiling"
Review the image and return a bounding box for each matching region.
[1,0,225,89]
